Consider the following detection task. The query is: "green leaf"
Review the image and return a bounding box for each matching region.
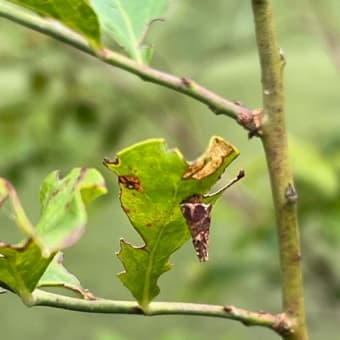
[0,178,35,238]
[104,136,239,307]
[0,240,52,298]
[91,0,167,63]
[36,168,107,257]
[0,168,106,299]
[38,252,95,299]
[7,0,101,47]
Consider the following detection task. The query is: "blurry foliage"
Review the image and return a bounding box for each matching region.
[1,0,340,339]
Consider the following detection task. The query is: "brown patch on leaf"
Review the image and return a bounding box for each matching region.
[51,189,60,198]
[119,175,144,192]
[122,206,131,214]
[182,137,234,180]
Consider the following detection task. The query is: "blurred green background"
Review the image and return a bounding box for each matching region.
[1,1,340,339]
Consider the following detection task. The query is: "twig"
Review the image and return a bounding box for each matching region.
[251,1,308,339]
[0,1,258,133]
[27,289,292,336]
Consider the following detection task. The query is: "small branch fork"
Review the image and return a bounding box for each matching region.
[0,1,261,136]
[28,290,293,336]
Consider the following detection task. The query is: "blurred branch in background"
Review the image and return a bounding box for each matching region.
[0,1,259,133]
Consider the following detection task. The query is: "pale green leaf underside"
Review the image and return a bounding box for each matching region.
[38,252,94,298]
[104,136,239,307]
[7,0,101,46]
[91,0,166,62]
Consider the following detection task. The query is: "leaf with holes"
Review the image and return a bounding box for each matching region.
[7,0,101,47]
[0,168,106,300]
[91,0,167,63]
[104,136,240,307]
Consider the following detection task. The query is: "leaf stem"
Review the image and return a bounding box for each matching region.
[251,1,308,339]
[28,289,292,336]
[0,1,257,132]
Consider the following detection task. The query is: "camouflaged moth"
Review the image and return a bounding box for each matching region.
[181,170,245,262]
[181,196,212,262]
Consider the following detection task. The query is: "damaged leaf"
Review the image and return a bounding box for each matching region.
[104,136,240,307]
[182,137,236,180]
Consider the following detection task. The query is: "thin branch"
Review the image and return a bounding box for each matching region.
[27,289,292,336]
[251,1,308,339]
[0,1,258,133]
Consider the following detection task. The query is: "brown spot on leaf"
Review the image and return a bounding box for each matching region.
[182,137,235,180]
[79,167,87,177]
[51,189,60,198]
[121,205,131,215]
[119,175,144,192]
[72,168,87,193]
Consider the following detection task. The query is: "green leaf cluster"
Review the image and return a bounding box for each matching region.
[0,168,106,301]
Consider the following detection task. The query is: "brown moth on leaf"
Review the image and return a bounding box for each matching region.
[181,195,212,262]
[181,170,245,262]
